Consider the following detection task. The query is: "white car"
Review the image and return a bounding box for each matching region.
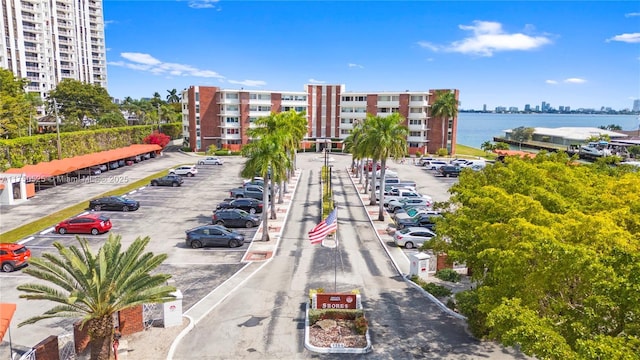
[169,165,198,177]
[423,160,448,170]
[393,227,436,249]
[386,197,432,213]
[198,157,224,165]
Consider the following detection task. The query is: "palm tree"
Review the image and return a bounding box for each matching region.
[241,139,289,239]
[430,90,459,154]
[166,89,180,103]
[363,113,409,220]
[17,235,176,360]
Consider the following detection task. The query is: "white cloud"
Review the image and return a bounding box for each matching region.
[625,12,640,17]
[308,78,326,84]
[348,63,364,69]
[104,20,115,29]
[110,52,225,79]
[419,20,552,57]
[546,80,558,85]
[563,78,587,84]
[188,0,219,9]
[417,41,440,51]
[227,80,266,87]
[606,33,640,43]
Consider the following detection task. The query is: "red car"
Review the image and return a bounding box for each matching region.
[55,214,112,235]
[0,243,31,272]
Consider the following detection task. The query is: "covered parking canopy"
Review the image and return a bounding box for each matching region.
[4,144,162,179]
[0,303,16,342]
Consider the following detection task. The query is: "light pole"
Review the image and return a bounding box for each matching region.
[53,98,62,160]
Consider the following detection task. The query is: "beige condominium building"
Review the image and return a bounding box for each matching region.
[0,0,107,105]
[181,84,459,155]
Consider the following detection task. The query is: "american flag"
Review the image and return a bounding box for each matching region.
[309,209,338,245]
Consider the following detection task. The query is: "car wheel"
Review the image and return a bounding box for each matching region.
[215,220,225,226]
[187,172,194,177]
[198,161,204,165]
[191,240,203,249]
[58,228,67,235]
[122,206,129,212]
[151,181,157,186]
[93,205,101,211]
[172,182,179,187]
[2,263,14,273]
[91,228,99,235]
[249,208,256,214]
[228,239,239,248]
[405,242,414,249]
[245,221,254,228]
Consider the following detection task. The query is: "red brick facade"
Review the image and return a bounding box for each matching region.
[34,335,59,360]
[118,305,144,335]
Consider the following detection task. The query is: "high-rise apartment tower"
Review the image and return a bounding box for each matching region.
[0,0,107,102]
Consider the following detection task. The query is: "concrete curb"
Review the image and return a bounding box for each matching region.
[303,302,372,354]
[346,168,467,321]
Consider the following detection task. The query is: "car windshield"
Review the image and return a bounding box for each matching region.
[398,228,412,235]
[13,246,28,254]
[98,215,110,222]
[236,210,249,216]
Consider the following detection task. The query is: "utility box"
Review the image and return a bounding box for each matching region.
[409,253,431,280]
[162,290,183,328]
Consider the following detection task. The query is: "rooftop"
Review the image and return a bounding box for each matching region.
[504,127,628,142]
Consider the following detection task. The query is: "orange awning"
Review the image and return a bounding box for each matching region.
[4,144,162,179]
[493,149,537,158]
[0,303,16,342]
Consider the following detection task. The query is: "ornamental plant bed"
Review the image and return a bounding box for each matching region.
[307,309,369,349]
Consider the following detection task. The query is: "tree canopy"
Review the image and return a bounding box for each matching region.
[0,68,37,138]
[48,79,119,130]
[430,152,640,359]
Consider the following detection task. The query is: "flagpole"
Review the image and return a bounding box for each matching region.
[334,209,338,292]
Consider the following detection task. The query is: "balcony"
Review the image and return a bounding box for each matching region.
[248,98,271,106]
[217,97,240,105]
[340,123,354,130]
[219,109,240,117]
[408,112,427,120]
[248,110,270,117]
[377,100,399,108]
[407,136,425,142]
[221,133,241,140]
[408,123,427,131]
[24,45,37,51]
[409,99,429,106]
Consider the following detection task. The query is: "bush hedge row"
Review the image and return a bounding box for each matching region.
[0,123,181,170]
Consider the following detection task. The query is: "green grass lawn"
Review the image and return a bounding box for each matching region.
[455,144,497,159]
[0,169,172,244]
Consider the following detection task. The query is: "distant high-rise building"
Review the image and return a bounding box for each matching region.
[483,104,487,112]
[524,104,531,112]
[0,0,108,104]
[633,99,640,112]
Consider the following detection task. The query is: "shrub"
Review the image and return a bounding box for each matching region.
[435,269,461,283]
[143,130,171,148]
[422,282,452,298]
[446,298,457,311]
[436,148,449,156]
[354,315,368,335]
[455,289,489,337]
[206,145,218,155]
[415,152,423,158]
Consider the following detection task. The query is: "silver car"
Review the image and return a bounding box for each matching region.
[169,165,198,177]
[392,227,436,249]
[198,157,224,165]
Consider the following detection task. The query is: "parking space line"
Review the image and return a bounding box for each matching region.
[40,227,54,235]
[18,236,34,244]
[128,190,137,195]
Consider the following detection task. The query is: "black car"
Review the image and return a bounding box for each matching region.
[438,165,462,177]
[212,209,261,228]
[150,175,184,187]
[89,196,140,212]
[396,212,443,231]
[216,198,264,214]
[185,225,245,249]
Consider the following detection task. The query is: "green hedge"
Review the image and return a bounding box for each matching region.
[0,123,182,171]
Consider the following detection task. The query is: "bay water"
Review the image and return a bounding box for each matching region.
[456,113,640,148]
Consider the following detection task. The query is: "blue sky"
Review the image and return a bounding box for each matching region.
[104,1,640,111]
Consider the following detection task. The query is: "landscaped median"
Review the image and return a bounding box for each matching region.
[0,168,176,243]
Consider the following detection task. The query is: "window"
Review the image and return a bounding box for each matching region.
[226,129,239,134]
[226,93,238,99]
[409,119,422,125]
[249,117,258,123]
[354,107,366,113]
[340,129,351,135]
[410,107,423,113]
[391,108,399,113]
[341,118,354,124]
[195,104,200,113]
[225,117,239,123]
[341,107,353,113]
[410,95,423,101]
[391,95,399,101]
[195,92,199,102]
[409,131,421,137]
[378,108,389,113]
[226,105,238,112]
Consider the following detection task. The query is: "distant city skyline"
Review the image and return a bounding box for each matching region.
[465,99,639,113]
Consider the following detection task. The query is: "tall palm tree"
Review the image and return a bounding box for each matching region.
[430,90,459,154]
[166,89,180,103]
[362,113,409,219]
[241,139,289,239]
[17,235,176,360]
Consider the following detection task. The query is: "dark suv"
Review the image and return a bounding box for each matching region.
[212,209,261,228]
[216,198,263,214]
[438,165,462,177]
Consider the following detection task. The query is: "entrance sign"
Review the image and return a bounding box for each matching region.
[312,293,361,310]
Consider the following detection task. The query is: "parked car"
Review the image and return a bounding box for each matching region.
[386,197,432,213]
[89,196,140,212]
[185,225,245,248]
[0,243,31,272]
[216,198,263,214]
[150,175,184,187]
[393,227,436,249]
[422,160,448,170]
[417,157,436,166]
[198,157,224,165]
[109,161,119,170]
[70,166,101,177]
[395,212,443,231]
[438,165,462,177]
[169,165,198,177]
[55,214,112,235]
[212,209,261,228]
[97,164,108,172]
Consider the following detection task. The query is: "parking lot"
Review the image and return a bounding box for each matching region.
[0,157,261,349]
